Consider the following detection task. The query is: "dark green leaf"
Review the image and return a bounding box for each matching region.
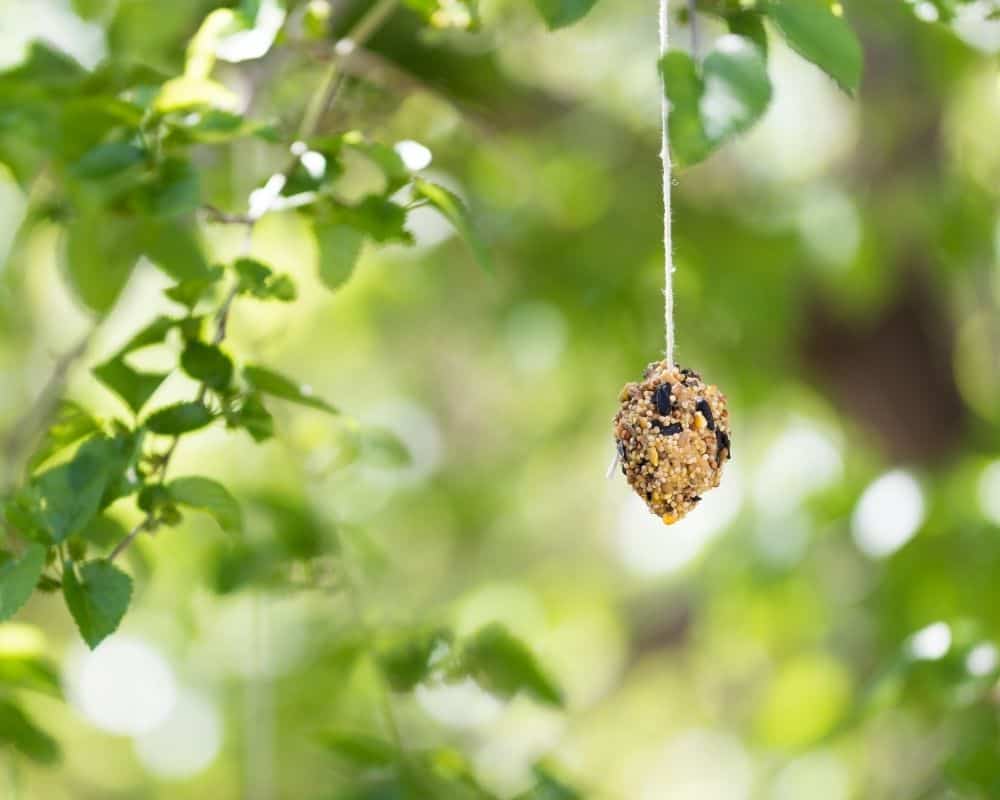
[317,731,397,767]
[92,316,177,413]
[0,545,47,621]
[377,627,453,692]
[412,179,494,274]
[134,157,200,218]
[243,365,337,413]
[314,222,364,290]
[28,401,101,471]
[727,10,769,54]
[457,623,563,707]
[181,341,233,390]
[93,358,169,415]
[146,401,215,435]
[531,0,599,29]
[26,434,141,543]
[233,257,297,301]
[71,142,145,179]
[231,393,274,442]
[660,51,712,165]
[168,476,242,533]
[764,0,862,93]
[0,700,60,764]
[62,559,132,649]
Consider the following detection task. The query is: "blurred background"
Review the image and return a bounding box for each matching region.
[2,0,1000,797]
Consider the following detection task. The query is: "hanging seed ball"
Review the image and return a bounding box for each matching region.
[613,361,732,525]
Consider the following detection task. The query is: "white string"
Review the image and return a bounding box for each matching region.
[659,0,675,366]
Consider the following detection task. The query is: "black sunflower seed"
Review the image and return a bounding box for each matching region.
[616,439,626,460]
[696,399,715,430]
[716,429,731,460]
[657,422,683,435]
[654,384,674,415]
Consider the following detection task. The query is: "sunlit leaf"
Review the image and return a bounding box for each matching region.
[660,35,772,166]
[764,0,862,93]
[314,222,364,290]
[412,179,494,274]
[243,365,337,413]
[64,208,143,313]
[62,559,132,649]
[168,476,242,533]
[28,401,101,471]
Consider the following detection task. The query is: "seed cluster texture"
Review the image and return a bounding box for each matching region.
[613,361,732,524]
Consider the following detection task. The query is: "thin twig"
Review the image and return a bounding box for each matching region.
[688,0,700,57]
[1,331,93,487]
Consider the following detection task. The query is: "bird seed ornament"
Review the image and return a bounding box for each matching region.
[613,362,731,524]
[609,0,733,525]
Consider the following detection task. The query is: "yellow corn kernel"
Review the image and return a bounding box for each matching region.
[647,447,659,466]
[693,412,707,431]
[661,513,678,525]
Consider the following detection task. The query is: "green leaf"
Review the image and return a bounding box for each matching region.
[361,427,411,468]
[0,545,47,622]
[531,0,599,29]
[243,365,337,413]
[71,142,145,179]
[28,401,101,471]
[317,731,397,767]
[727,10,769,55]
[25,434,141,543]
[165,265,224,309]
[412,179,494,274]
[93,316,178,413]
[0,699,60,764]
[377,627,453,692]
[181,341,233,390]
[660,36,772,166]
[64,208,143,313]
[328,196,412,244]
[146,401,215,435]
[62,559,132,649]
[341,132,411,193]
[457,623,563,707]
[168,476,242,533]
[514,767,582,800]
[764,0,862,93]
[142,219,212,282]
[0,652,61,697]
[230,393,274,442]
[314,222,364,290]
[140,158,201,218]
[93,359,169,415]
[233,257,297,301]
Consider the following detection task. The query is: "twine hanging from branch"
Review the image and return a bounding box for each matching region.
[659,0,675,366]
